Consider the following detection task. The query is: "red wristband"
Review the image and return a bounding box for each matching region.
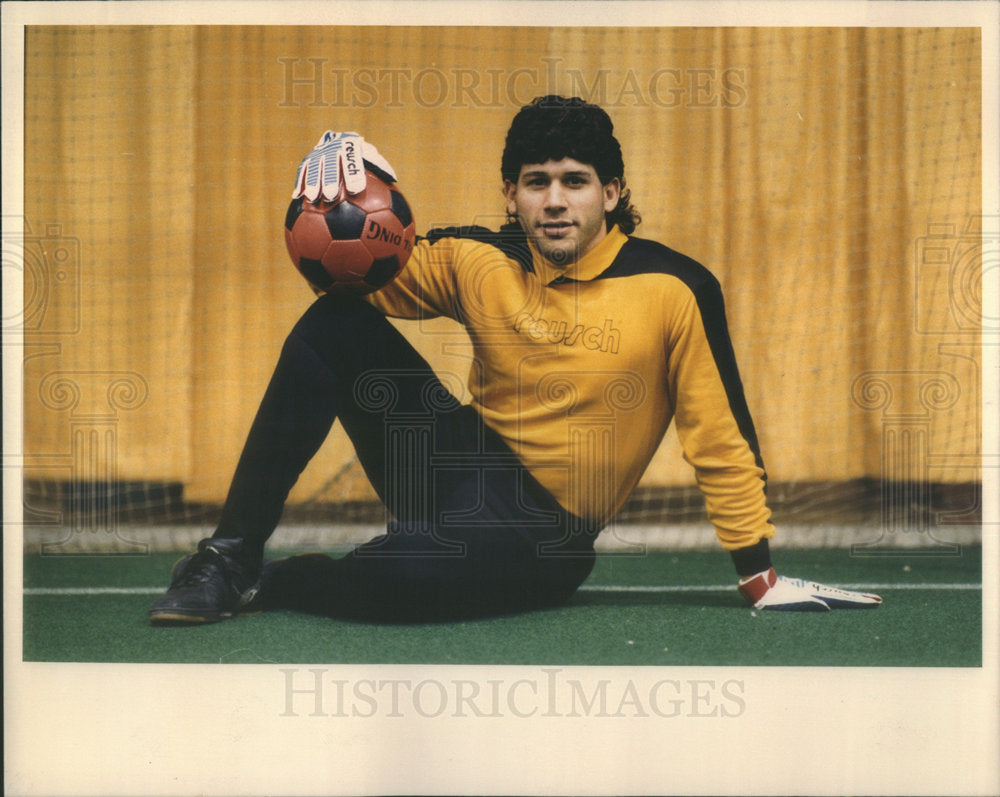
[737,567,777,605]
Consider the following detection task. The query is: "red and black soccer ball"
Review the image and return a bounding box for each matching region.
[284,170,415,295]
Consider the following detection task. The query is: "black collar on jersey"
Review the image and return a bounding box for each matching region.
[421,226,716,292]
[421,222,534,273]
[594,237,710,285]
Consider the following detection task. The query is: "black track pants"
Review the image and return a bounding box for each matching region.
[212,294,597,621]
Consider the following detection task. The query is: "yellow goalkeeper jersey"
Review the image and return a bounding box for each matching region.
[365,223,775,550]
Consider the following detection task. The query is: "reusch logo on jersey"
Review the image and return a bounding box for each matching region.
[513,312,621,353]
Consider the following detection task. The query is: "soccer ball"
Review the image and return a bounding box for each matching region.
[284,170,416,295]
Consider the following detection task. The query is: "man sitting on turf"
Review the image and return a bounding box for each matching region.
[150,95,881,624]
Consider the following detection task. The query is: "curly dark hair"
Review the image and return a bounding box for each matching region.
[501,95,641,234]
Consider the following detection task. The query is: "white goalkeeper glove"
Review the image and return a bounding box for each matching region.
[292,131,398,202]
[738,567,882,611]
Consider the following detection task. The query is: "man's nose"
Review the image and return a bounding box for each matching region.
[543,183,568,210]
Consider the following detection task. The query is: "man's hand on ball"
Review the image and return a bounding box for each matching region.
[292,131,398,202]
[738,567,882,611]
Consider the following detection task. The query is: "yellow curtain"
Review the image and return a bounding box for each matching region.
[23,26,982,505]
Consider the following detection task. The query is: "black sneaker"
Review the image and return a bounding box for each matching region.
[149,538,261,625]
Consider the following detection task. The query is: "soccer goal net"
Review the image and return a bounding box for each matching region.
[17,26,986,554]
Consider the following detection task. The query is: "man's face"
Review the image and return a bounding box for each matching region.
[504,158,621,268]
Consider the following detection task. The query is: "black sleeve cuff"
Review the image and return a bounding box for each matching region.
[730,538,772,577]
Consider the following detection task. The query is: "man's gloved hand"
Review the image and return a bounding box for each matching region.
[292,131,398,202]
[738,567,882,611]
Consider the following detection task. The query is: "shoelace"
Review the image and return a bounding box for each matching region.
[174,548,227,586]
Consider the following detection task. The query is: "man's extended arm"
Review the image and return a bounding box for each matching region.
[667,273,881,610]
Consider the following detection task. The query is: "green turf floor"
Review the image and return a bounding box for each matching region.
[22,546,982,666]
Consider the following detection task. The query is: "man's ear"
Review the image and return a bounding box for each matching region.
[603,178,621,213]
[503,179,518,216]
